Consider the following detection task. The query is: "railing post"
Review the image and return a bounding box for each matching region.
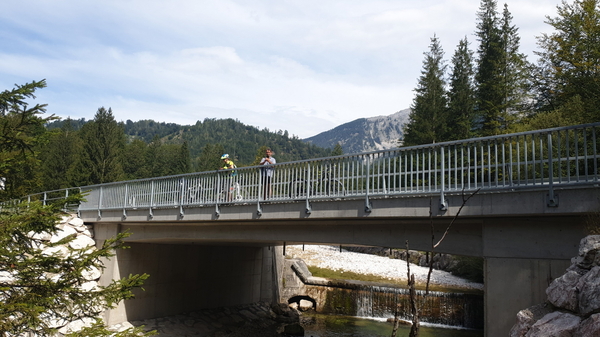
[547,133,559,207]
[179,178,185,219]
[305,165,312,214]
[97,187,103,219]
[440,146,448,211]
[365,155,372,213]
[149,181,155,219]
[123,184,129,219]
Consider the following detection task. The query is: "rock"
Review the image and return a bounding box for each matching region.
[546,270,581,311]
[525,311,581,337]
[49,225,78,243]
[298,299,313,311]
[69,234,96,250]
[68,217,85,228]
[509,303,554,337]
[576,313,600,337]
[577,266,600,315]
[575,235,600,269]
[58,317,95,334]
[82,266,102,281]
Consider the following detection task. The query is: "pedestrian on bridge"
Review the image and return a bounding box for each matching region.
[219,154,237,202]
[259,148,276,199]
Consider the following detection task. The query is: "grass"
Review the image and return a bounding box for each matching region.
[308,266,484,295]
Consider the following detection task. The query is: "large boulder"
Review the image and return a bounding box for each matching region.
[577,266,600,316]
[511,235,600,336]
[525,311,581,337]
[546,270,581,311]
[509,303,554,337]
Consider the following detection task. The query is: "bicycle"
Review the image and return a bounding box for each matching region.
[216,181,248,203]
[289,167,346,199]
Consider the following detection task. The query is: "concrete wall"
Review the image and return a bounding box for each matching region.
[95,223,284,325]
[484,257,570,337]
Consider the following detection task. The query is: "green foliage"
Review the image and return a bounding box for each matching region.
[0,196,153,336]
[331,143,344,156]
[403,35,448,146]
[474,0,530,136]
[79,108,125,185]
[39,119,84,191]
[449,256,484,283]
[446,37,476,140]
[534,0,600,124]
[0,80,55,199]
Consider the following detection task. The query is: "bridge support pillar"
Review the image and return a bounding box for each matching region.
[94,223,127,326]
[484,257,570,337]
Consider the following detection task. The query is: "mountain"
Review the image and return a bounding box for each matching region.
[303,108,410,154]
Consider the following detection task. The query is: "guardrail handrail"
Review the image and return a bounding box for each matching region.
[5,122,600,218]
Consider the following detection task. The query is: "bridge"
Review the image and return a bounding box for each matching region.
[22,122,600,337]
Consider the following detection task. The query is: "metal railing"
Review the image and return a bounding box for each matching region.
[7,122,600,217]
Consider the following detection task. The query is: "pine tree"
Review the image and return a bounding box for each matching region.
[403,35,448,146]
[446,37,476,140]
[175,141,191,174]
[331,143,344,156]
[79,108,125,185]
[0,80,54,199]
[474,0,504,136]
[40,119,83,191]
[0,198,153,336]
[498,3,531,130]
[123,139,149,180]
[534,0,600,123]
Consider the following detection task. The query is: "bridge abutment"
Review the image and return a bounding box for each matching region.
[484,257,570,337]
[94,223,284,325]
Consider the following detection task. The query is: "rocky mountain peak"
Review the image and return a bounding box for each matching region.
[303,108,410,155]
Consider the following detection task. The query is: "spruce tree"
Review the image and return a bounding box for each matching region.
[0,80,54,199]
[40,119,83,191]
[403,35,448,146]
[534,0,600,123]
[474,0,504,136]
[446,37,476,140]
[498,3,531,130]
[79,108,125,185]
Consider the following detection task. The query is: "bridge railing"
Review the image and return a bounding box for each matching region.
[13,122,599,217]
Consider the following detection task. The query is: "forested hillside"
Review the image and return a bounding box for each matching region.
[39,115,332,195]
[48,117,331,166]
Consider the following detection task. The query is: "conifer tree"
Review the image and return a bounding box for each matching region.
[0,80,54,199]
[474,0,504,136]
[123,139,149,180]
[331,143,344,156]
[446,37,476,140]
[403,35,448,146]
[40,119,83,191]
[498,3,531,130]
[534,0,600,123]
[175,141,191,174]
[79,108,125,185]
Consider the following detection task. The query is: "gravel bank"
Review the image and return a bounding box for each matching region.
[286,245,484,291]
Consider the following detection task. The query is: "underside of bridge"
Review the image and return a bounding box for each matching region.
[87,187,596,337]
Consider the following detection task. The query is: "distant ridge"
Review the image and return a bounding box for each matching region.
[303,108,410,154]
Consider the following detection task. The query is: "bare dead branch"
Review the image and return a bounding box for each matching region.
[433,188,481,249]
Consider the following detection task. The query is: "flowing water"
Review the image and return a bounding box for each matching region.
[300,312,484,337]
[316,285,483,330]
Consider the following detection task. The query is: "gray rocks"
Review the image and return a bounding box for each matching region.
[511,235,600,337]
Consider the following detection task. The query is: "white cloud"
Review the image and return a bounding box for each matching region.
[0,0,558,138]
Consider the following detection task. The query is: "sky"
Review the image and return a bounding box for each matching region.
[1,0,558,139]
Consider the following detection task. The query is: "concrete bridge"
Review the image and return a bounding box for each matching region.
[30,123,600,336]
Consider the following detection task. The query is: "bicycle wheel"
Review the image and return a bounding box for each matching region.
[289,180,306,198]
[232,184,248,201]
[326,179,346,196]
[186,186,202,204]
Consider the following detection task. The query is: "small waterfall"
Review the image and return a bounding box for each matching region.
[321,285,483,329]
